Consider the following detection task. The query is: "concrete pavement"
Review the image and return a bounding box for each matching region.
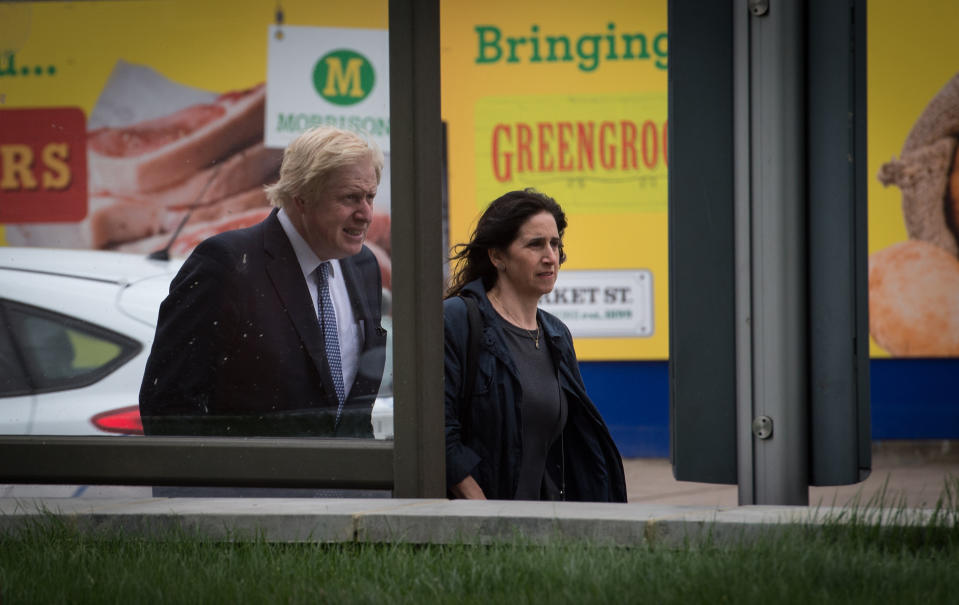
[0,495,945,547]
[625,440,959,508]
[0,441,954,546]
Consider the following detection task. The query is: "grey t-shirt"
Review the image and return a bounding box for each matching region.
[497,315,568,500]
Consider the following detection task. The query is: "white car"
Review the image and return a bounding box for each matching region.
[1,247,180,435]
[0,247,393,438]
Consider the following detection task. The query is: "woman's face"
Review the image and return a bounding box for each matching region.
[490,210,562,300]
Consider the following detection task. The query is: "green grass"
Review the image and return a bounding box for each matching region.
[2,480,958,604]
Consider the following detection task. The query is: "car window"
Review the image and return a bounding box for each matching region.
[0,300,142,395]
[0,313,31,396]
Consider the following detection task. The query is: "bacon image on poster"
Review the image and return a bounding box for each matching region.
[6,66,392,292]
[86,142,282,249]
[88,85,267,195]
[78,83,286,255]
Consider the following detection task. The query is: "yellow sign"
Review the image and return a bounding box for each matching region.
[0,0,387,251]
[442,1,670,360]
[474,93,667,214]
[2,0,671,360]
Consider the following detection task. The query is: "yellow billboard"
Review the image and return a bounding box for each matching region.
[868,0,959,357]
[3,1,669,360]
[441,1,669,360]
[0,0,390,271]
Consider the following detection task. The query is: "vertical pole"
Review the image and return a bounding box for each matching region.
[736,0,809,505]
[389,0,445,498]
[733,0,755,505]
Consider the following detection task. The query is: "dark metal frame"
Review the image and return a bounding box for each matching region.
[388,0,445,498]
[669,0,869,501]
[0,0,445,498]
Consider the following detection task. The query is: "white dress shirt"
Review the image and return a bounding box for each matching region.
[277,208,363,397]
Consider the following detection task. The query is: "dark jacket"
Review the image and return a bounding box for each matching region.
[444,279,627,502]
[139,209,386,438]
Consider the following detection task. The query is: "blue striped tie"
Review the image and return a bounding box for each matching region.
[316,262,346,423]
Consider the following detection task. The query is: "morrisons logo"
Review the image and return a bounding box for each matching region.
[313,49,375,106]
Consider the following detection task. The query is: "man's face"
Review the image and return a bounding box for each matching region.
[291,157,378,260]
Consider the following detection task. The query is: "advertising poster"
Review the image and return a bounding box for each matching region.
[0,0,390,276]
[441,0,669,360]
[868,0,959,358]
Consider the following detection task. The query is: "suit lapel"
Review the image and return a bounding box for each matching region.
[339,252,387,405]
[261,210,338,405]
[339,255,374,324]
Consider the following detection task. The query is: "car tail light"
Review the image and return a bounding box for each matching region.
[90,405,143,435]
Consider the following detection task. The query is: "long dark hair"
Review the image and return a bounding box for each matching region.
[446,188,567,298]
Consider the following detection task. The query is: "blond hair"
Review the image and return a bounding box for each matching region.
[265,126,384,209]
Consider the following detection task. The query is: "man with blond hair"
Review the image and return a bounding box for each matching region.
[140,126,387,438]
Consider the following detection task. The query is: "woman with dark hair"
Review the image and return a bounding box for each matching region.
[444,189,627,501]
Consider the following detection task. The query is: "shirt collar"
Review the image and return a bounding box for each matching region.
[276,207,337,279]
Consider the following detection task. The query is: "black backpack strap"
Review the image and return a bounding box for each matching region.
[459,295,482,439]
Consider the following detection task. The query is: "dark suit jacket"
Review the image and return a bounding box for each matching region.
[139,209,386,438]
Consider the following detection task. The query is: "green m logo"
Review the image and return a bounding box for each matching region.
[312,50,375,106]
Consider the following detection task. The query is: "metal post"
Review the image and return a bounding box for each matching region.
[733,0,755,505]
[735,0,809,505]
[389,0,445,498]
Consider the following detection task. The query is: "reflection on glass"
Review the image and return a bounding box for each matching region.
[1,1,394,445]
[0,128,394,441]
[134,126,390,440]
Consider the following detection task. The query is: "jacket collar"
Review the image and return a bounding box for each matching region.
[461,278,570,379]
[461,279,604,427]
[463,277,566,342]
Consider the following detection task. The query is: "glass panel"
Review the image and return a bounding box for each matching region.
[0,1,393,448]
[0,0,405,497]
